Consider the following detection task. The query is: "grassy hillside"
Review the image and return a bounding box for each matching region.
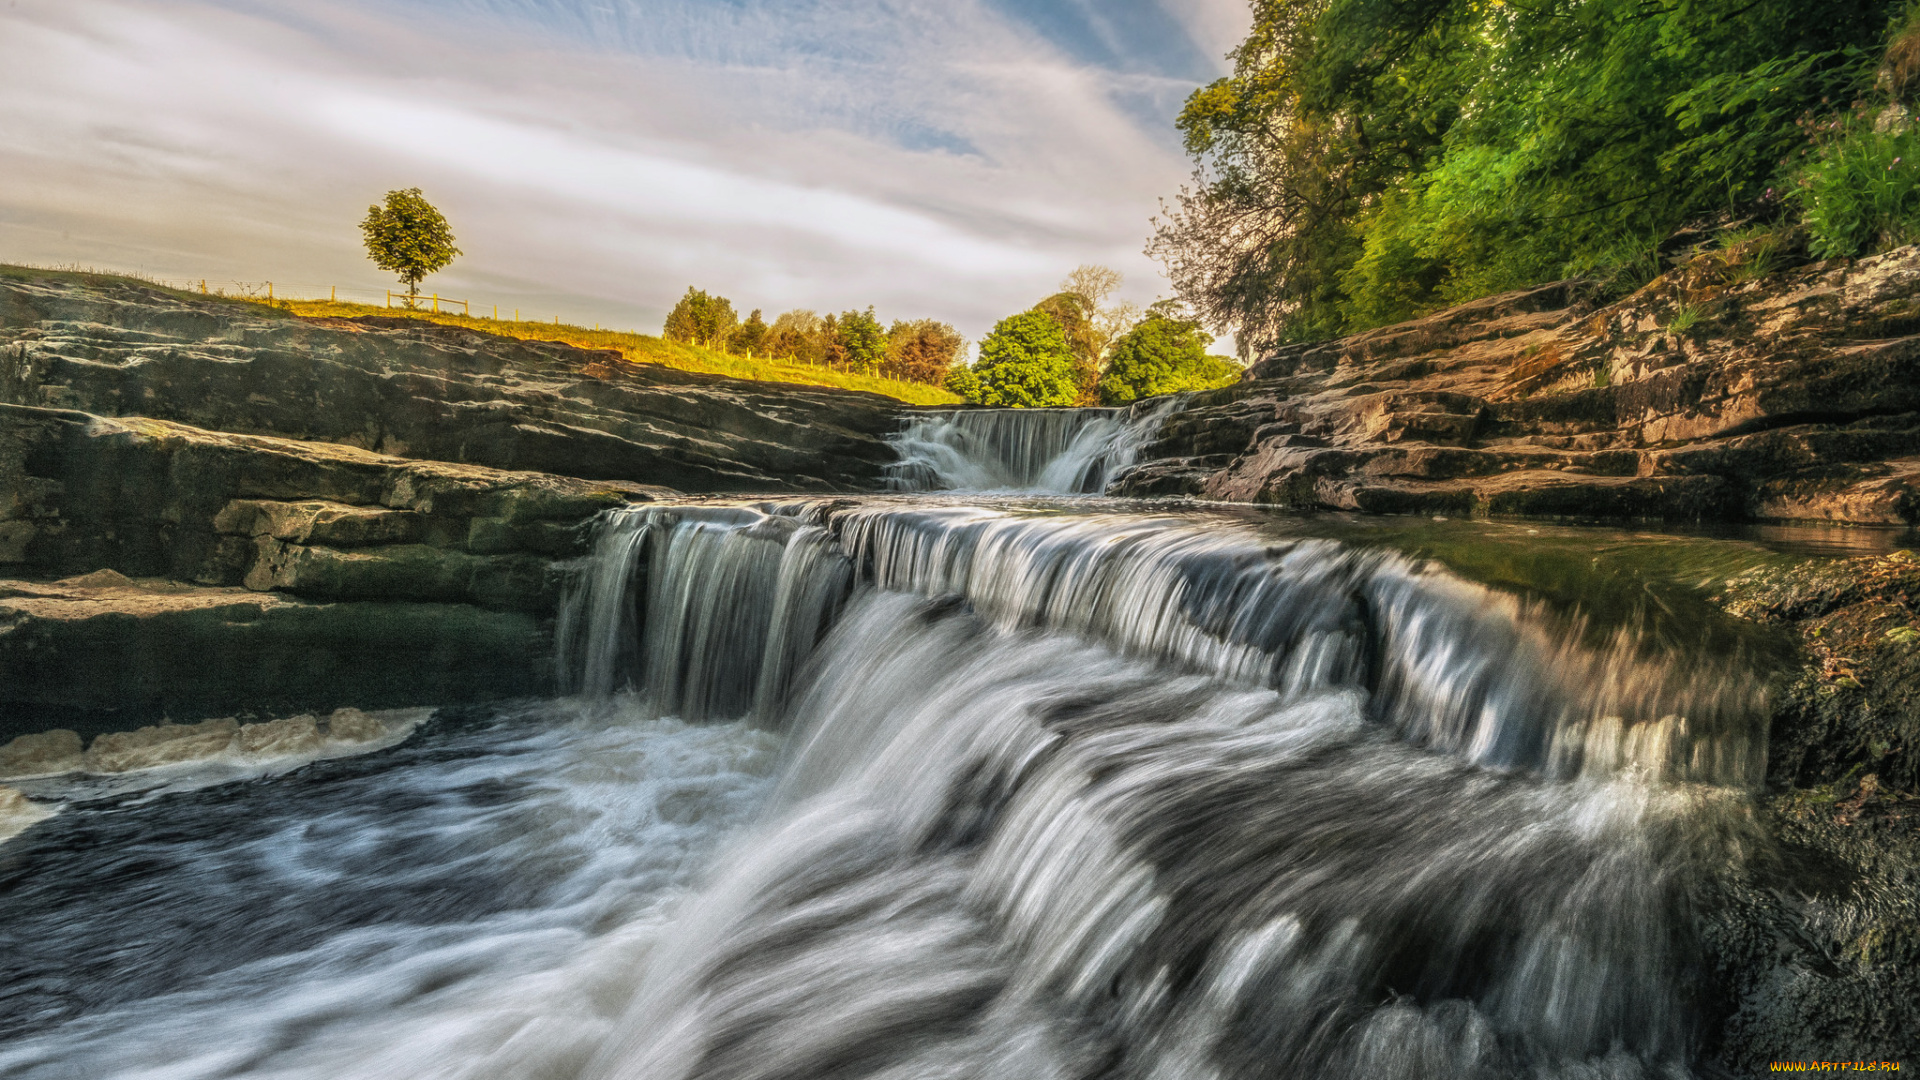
[261,298,962,405]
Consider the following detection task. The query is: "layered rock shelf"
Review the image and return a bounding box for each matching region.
[0,270,916,737]
[1116,245,1920,526]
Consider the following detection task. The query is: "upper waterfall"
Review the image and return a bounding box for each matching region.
[885,399,1180,493]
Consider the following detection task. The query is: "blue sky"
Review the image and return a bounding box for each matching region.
[0,0,1246,341]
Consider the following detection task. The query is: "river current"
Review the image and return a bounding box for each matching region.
[0,407,1851,1079]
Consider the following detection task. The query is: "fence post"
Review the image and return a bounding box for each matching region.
[267,282,273,300]
[386,290,391,309]
[432,294,439,314]
[330,286,336,302]
[200,280,207,294]
[493,305,498,320]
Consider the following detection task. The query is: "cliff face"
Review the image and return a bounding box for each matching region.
[0,272,907,492]
[1117,245,1920,526]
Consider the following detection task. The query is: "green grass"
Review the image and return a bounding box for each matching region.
[1664,303,1705,335]
[263,298,962,405]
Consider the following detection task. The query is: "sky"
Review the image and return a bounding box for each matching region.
[0,0,1249,343]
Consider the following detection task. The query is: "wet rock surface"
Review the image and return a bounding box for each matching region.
[1115,249,1920,525]
[0,271,907,492]
[1702,551,1920,1067]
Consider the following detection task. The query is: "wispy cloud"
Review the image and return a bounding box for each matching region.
[0,0,1246,337]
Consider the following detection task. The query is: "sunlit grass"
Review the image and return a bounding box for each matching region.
[260,298,963,406]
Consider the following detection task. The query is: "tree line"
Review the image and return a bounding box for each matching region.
[662,291,965,385]
[1153,0,1920,354]
[664,265,1241,408]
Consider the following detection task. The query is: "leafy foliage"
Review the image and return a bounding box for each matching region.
[1031,291,1102,401]
[883,319,965,384]
[829,307,887,370]
[663,287,738,350]
[1097,312,1241,405]
[360,188,460,299]
[1793,111,1920,256]
[764,310,824,365]
[730,309,769,355]
[961,312,1079,408]
[1152,0,1903,351]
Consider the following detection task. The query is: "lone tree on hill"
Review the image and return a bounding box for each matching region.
[361,188,460,305]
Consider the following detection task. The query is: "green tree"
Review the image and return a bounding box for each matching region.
[1034,265,1142,402]
[730,309,769,355]
[883,319,965,384]
[967,311,1078,408]
[835,307,887,370]
[1098,309,1242,405]
[819,313,843,366]
[663,288,738,350]
[764,310,826,364]
[361,188,461,304]
[1031,291,1101,402]
[944,364,983,402]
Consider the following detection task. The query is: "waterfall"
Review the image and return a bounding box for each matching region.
[546,500,1765,1080]
[4,499,1769,1080]
[562,501,1761,785]
[885,398,1179,493]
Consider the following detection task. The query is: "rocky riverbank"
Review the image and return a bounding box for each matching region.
[1117,243,1920,527]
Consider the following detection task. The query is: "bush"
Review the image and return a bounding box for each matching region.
[1097,315,1241,405]
[1793,113,1920,257]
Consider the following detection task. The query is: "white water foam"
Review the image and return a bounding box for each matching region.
[0,699,780,1080]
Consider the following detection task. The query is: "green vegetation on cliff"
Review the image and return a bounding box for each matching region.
[1155,0,1920,352]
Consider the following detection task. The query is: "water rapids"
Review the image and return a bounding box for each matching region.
[0,494,1775,1080]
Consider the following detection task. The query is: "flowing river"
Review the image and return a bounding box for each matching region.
[0,407,1873,1079]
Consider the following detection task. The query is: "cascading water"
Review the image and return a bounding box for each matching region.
[0,498,1773,1080]
[547,501,1758,1079]
[886,398,1181,492]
